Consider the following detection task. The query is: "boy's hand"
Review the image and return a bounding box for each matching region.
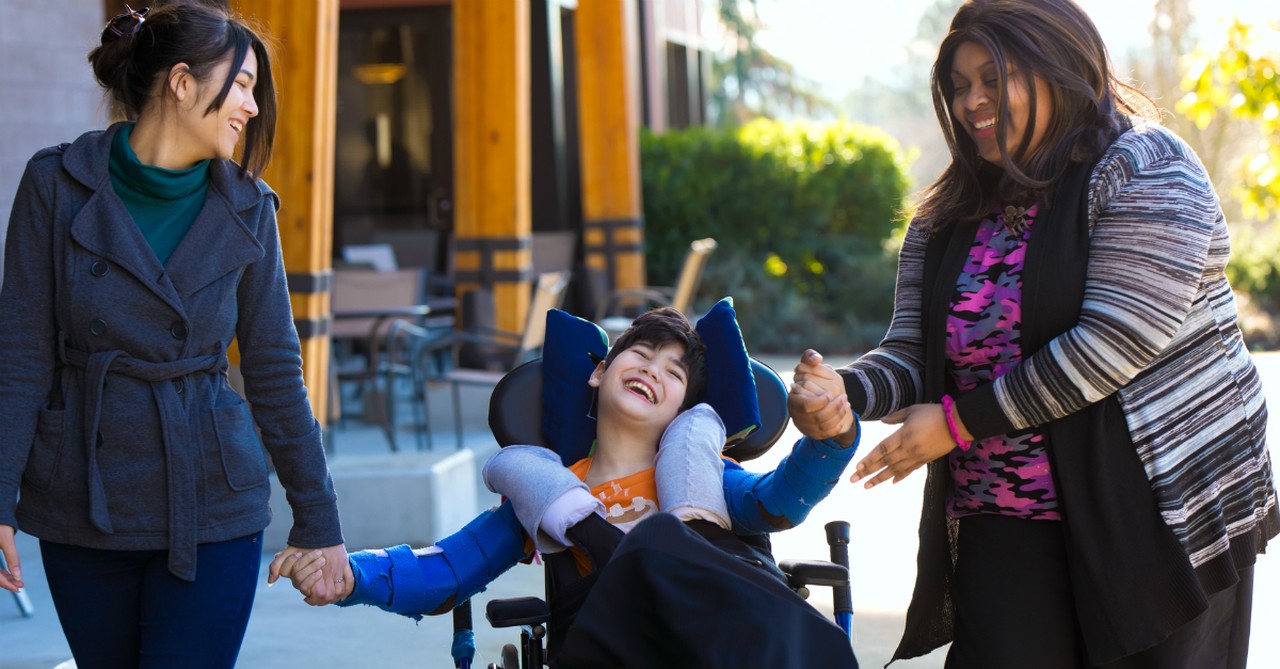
[291,550,354,605]
[267,548,308,583]
[791,349,845,398]
[789,350,855,445]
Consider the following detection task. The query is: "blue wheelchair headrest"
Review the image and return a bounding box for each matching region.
[487,299,789,464]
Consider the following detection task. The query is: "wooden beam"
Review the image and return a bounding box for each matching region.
[454,0,532,333]
[576,0,645,293]
[230,0,338,425]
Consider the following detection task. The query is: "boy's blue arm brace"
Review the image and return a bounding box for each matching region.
[337,499,529,620]
[724,429,860,534]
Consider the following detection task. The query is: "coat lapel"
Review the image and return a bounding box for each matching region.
[61,123,268,306]
[164,161,265,298]
[68,183,187,315]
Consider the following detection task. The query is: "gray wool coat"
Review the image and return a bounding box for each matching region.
[0,123,342,580]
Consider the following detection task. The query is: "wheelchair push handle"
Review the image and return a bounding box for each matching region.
[825,520,851,547]
[452,599,476,669]
[824,521,854,621]
[824,520,851,572]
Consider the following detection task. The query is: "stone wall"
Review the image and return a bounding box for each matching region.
[0,0,106,288]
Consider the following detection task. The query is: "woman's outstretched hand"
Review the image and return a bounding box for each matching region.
[849,403,956,488]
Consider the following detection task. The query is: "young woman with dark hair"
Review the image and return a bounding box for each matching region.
[0,4,346,666]
[793,0,1277,667]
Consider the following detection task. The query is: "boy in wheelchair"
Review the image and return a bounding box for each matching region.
[272,304,861,668]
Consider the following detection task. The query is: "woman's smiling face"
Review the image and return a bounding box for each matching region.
[171,48,259,167]
[950,40,1052,167]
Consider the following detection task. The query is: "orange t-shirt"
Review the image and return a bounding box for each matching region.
[563,457,659,574]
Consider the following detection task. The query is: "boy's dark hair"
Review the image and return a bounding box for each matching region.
[604,307,707,411]
[89,2,277,178]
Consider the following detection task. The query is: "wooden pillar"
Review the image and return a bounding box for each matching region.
[453,0,532,334]
[576,0,645,293]
[230,0,338,424]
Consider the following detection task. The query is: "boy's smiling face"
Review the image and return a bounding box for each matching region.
[590,341,690,427]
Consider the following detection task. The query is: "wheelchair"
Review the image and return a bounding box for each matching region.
[446,356,855,669]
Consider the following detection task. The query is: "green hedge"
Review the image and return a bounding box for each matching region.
[1227,226,1280,307]
[640,119,911,353]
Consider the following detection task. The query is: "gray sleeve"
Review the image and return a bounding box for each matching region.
[482,444,596,551]
[655,403,730,528]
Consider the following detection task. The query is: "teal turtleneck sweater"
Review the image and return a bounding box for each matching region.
[108,123,211,264]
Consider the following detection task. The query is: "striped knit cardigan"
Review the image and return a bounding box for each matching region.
[838,121,1278,663]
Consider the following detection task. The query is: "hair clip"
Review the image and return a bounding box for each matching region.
[106,4,150,38]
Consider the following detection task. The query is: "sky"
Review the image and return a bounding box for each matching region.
[750,0,1278,100]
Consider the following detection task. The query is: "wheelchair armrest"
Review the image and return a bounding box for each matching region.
[778,559,849,589]
[485,596,551,628]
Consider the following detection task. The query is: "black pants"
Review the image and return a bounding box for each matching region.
[946,515,1254,669]
[553,513,858,669]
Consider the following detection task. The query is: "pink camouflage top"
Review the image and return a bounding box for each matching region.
[944,204,1060,521]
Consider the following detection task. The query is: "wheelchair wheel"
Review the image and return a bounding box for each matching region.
[501,643,519,669]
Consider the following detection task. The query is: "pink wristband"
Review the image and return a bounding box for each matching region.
[941,394,972,451]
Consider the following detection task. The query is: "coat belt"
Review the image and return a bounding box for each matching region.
[58,335,228,581]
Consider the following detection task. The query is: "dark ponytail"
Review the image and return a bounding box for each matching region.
[88,2,277,178]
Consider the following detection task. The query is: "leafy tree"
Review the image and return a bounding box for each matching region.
[708,0,834,126]
[1174,17,1280,344]
[1178,19,1280,221]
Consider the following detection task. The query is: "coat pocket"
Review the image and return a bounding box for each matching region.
[23,407,68,492]
[213,401,269,491]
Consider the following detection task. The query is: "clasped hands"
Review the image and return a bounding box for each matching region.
[267,543,352,606]
[789,350,966,489]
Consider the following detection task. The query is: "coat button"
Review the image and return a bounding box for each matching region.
[89,319,107,336]
[170,322,189,340]
[90,261,109,277]
[174,379,185,394]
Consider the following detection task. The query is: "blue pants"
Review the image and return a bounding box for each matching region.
[40,532,263,669]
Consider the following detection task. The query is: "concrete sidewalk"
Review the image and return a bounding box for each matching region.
[3,356,1279,668]
[0,425,550,669]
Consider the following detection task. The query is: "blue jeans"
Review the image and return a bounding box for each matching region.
[40,532,263,669]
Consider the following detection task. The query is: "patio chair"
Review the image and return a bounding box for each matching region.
[595,237,717,339]
[329,267,430,451]
[402,270,572,449]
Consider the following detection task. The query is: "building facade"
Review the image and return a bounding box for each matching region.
[0,0,711,422]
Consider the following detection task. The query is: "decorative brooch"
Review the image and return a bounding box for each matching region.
[1002,205,1028,235]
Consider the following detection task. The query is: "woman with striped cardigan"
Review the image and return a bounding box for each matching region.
[792,1,1277,667]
